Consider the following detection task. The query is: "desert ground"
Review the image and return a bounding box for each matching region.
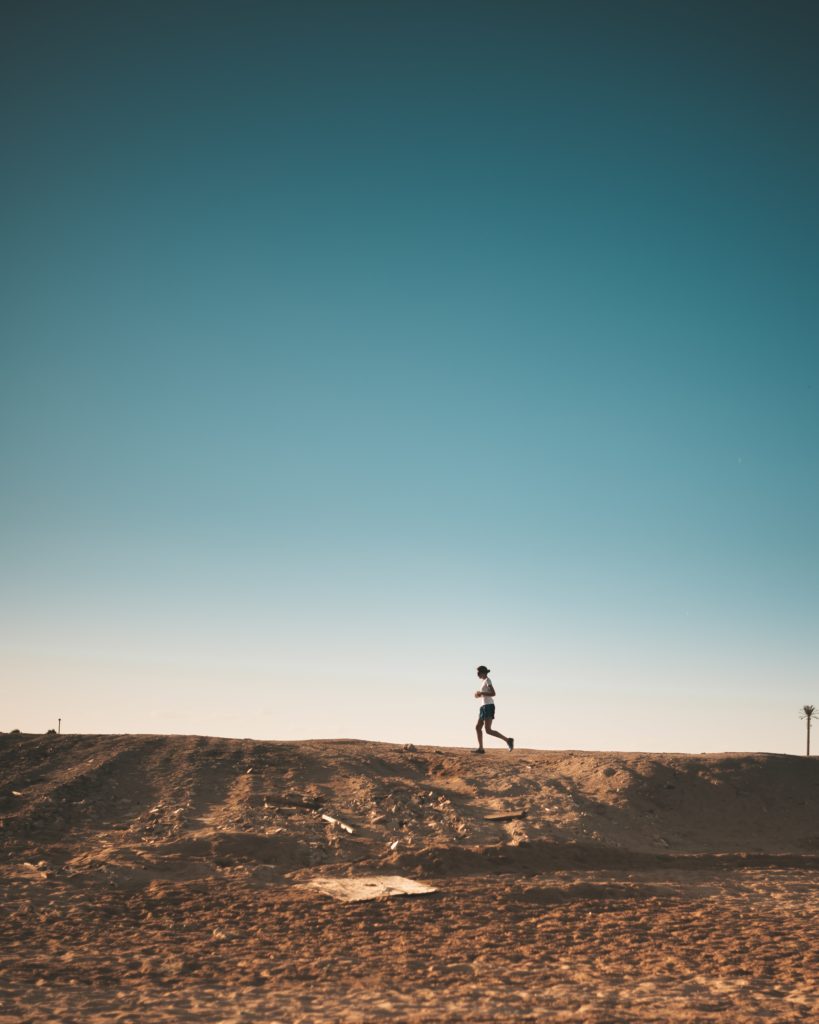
[1,733,817,1022]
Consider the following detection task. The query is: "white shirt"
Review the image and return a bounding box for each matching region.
[481,679,495,705]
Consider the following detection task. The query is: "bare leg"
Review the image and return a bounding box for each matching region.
[475,719,484,750]
[484,720,508,744]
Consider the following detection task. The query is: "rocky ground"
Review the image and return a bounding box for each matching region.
[1,733,817,1022]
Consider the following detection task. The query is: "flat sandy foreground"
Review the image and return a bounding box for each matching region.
[1,734,818,1023]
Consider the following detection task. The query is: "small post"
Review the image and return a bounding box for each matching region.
[58,718,61,735]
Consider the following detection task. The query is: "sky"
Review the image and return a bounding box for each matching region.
[1,1,818,753]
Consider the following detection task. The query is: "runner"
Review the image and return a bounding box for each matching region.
[473,665,514,753]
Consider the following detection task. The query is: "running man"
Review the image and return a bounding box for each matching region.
[473,665,514,753]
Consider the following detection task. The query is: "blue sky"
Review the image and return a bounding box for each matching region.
[2,2,817,751]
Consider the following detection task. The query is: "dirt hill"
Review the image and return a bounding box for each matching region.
[3,733,819,1023]
[2,733,818,885]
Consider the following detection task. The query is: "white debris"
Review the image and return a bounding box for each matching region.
[306,875,436,902]
[321,813,354,834]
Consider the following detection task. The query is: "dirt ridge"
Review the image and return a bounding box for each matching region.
[2,733,818,883]
[2,733,818,1022]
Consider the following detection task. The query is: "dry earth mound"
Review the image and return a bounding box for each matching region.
[2,734,818,1023]
[2,733,818,883]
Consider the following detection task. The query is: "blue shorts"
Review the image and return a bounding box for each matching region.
[479,704,495,722]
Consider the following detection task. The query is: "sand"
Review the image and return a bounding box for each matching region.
[1,732,817,1022]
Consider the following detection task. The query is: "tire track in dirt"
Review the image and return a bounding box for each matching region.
[0,735,167,857]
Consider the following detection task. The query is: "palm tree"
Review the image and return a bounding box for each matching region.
[800,705,816,756]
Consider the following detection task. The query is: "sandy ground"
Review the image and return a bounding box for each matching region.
[1,733,818,1022]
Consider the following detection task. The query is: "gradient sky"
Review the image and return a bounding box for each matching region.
[2,1,818,753]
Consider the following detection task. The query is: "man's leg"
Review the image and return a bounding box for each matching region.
[485,720,508,744]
